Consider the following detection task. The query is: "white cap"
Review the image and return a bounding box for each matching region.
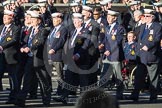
[2,0,10,6]
[107,0,112,3]
[129,1,140,6]
[143,9,155,14]
[25,10,33,16]
[37,0,47,3]
[10,0,15,4]
[38,3,46,7]
[100,1,108,5]
[153,2,162,7]
[100,0,112,5]
[4,10,15,16]
[70,3,79,7]
[30,11,41,18]
[51,12,63,18]
[82,5,92,12]
[107,10,119,16]
[73,13,83,19]
[74,0,81,3]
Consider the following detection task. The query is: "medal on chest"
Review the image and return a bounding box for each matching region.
[111,29,117,41]
[148,29,153,42]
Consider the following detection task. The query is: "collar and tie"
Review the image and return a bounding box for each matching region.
[0,26,7,42]
[2,26,7,34]
[141,25,149,40]
[49,27,56,44]
[70,29,77,48]
[28,28,35,47]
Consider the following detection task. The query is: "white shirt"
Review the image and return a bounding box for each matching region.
[71,27,83,46]
[1,24,11,35]
[54,24,61,36]
[0,24,11,42]
[84,19,91,28]
[146,23,152,29]
[5,24,11,31]
[109,22,116,34]
[97,17,101,24]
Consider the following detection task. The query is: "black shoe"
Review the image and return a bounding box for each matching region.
[128,95,138,102]
[43,103,50,107]
[149,98,157,103]
[5,99,16,104]
[116,96,123,100]
[53,97,67,105]
[14,99,25,107]
[28,95,37,99]
[15,102,25,107]
[69,91,76,96]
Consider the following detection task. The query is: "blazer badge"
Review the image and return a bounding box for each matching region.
[148,34,153,41]
[55,32,60,38]
[111,35,116,40]
[34,39,38,44]
[131,50,135,55]
[6,37,12,41]
[101,28,105,33]
[77,39,82,45]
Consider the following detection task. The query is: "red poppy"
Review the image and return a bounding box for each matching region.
[24,30,29,35]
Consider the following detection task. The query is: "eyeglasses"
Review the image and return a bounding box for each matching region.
[93,13,100,15]
[144,15,152,17]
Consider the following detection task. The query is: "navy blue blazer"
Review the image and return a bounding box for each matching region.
[123,42,137,61]
[31,26,49,67]
[84,19,100,66]
[66,27,92,69]
[0,23,20,64]
[46,24,68,62]
[97,17,107,53]
[102,23,125,61]
[136,22,162,64]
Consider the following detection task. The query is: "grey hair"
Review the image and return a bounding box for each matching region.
[133,10,143,16]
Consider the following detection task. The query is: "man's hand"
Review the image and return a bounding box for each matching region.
[20,48,24,53]
[0,46,3,51]
[72,54,80,61]
[142,45,148,51]
[98,44,104,50]
[0,46,3,53]
[24,47,30,53]
[104,50,110,56]
[48,49,55,55]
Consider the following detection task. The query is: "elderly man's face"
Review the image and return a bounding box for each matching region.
[82,10,91,20]
[144,14,154,24]
[3,15,13,25]
[93,11,101,20]
[73,18,83,28]
[31,18,41,27]
[133,13,141,22]
[53,17,62,26]
[107,15,117,24]
[25,15,31,26]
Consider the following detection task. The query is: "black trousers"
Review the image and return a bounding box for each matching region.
[35,66,52,105]
[0,53,5,90]
[16,57,35,100]
[17,54,38,97]
[61,69,97,98]
[132,63,159,99]
[6,64,19,100]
